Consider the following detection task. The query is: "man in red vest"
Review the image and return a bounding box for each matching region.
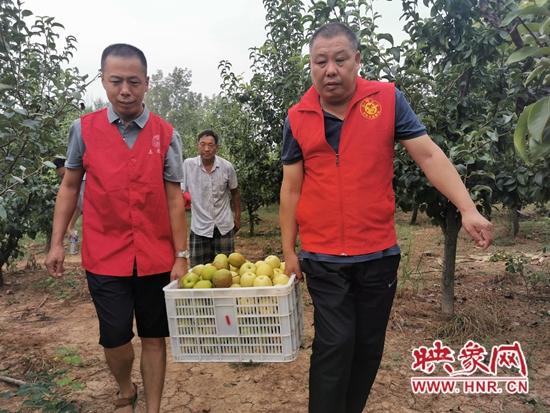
[280,23,493,413]
[45,44,188,412]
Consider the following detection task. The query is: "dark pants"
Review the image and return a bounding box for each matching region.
[86,270,171,348]
[302,254,400,413]
[189,227,235,267]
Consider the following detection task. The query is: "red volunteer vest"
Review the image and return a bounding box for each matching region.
[81,108,175,276]
[288,77,397,255]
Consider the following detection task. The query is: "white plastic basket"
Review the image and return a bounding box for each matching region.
[163,275,304,363]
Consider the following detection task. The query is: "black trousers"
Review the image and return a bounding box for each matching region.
[302,254,400,413]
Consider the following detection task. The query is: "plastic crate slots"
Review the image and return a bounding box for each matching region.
[164,275,304,363]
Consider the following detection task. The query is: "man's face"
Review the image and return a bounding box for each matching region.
[198,135,218,162]
[309,34,360,106]
[101,55,149,121]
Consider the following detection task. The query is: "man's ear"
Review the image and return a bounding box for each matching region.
[354,50,361,69]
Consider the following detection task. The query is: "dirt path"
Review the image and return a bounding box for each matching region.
[0,214,548,412]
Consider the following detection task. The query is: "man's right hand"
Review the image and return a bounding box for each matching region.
[283,251,303,281]
[45,244,66,277]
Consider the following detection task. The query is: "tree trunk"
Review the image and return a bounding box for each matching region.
[247,206,255,236]
[0,232,20,288]
[441,204,461,318]
[509,207,519,238]
[410,203,419,225]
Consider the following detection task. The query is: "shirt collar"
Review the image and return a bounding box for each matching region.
[196,155,219,170]
[107,104,149,128]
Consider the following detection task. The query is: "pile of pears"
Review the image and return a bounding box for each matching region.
[178,252,290,289]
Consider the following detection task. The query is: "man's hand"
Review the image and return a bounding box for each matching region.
[45,244,66,278]
[283,251,303,280]
[171,258,188,281]
[461,209,493,249]
[233,219,241,234]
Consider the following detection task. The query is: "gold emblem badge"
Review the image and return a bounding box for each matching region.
[360,98,382,120]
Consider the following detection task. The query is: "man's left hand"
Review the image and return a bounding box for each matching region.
[171,258,188,281]
[461,209,493,250]
[234,219,241,234]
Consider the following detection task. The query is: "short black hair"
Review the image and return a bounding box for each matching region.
[197,130,219,145]
[309,22,359,52]
[53,157,65,169]
[101,43,147,74]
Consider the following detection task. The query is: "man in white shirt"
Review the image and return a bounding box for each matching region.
[182,130,241,266]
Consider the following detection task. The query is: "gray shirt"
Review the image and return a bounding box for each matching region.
[65,104,184,182]
[182,155,238,237]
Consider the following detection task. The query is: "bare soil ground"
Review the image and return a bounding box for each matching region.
[0,208,548,413]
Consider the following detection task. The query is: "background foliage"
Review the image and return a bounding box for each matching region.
[0,0,88,284]
[1,0,547,317]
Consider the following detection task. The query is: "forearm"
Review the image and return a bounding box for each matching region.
[231,192,241,222]
[279,186,300,256]
[415,145,477,214]
[166,185,188,252]
[68,208,81,232]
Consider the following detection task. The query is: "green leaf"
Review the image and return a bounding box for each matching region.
[527,96,550,143]
[389,47,400,61]
[514,105,531,162]
[502,6,550,26]
[0,204,6,221]
[377,33,394,46]
[11,176,24,184]
[43,160,56,168]
[471,185,493,194]
[13,108,27,116]
[0,83,12,91]
[22,119,40,129]
[506,47,550,64]
[468,171,495,180]
[525,65,545,85]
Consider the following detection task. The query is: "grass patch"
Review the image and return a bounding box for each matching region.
[2,349,85,413]
[15,369,82,412]
[33,270,84,300]
[396,225,425,296]
[519,216,550,240]
[434,303,502,345]
[54,347,84,367]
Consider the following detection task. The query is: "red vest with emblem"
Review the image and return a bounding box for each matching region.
[288,77,396,255]
[81,108,175,276]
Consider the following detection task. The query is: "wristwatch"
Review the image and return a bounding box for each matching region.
[175,250,190,259]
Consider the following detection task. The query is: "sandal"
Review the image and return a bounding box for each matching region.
[114,382,138,411]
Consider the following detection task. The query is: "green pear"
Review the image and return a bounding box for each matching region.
[193,280,213,289]
[272,273,290,286]
[213,253,229,270]
[191,264,205,276]
[239,262,256,276]
[228,252,246,268]
[240,272,256,287]
[212,269,232,288]
[264,255,281,269]
[256,262,274,278]
[253,275,273,287]
[201,264,217,281]
[180,272,199,288]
